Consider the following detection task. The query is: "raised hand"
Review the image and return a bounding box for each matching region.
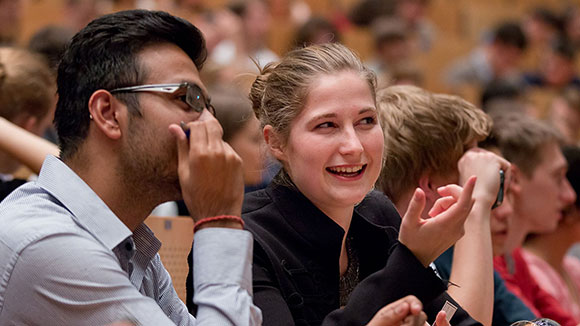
[398,177,476,266]
[169,118,244,222]
[457,148,511,210]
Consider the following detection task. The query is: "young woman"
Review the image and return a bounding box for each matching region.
[239,43,480,325]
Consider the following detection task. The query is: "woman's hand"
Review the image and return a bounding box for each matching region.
[367,295,427,326]
[398,176,476,266]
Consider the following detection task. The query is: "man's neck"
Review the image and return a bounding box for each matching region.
[65,154,157,232]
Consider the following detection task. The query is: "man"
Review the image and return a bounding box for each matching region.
[444,21,527,89]
[377,85,535,325]
[0,46,58,200]
[0,10,260,325]
[492,112,578,325]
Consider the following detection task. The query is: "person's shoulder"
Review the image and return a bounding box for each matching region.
[0,182,81,250]
[355,189,401,225]
[242,187,274,215]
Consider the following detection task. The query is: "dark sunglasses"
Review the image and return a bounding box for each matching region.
[110,82,215,116]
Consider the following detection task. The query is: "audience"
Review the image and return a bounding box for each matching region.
[7,2,580,326]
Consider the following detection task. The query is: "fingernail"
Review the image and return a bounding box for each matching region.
[412,302,422,311]
[395,304,405,314]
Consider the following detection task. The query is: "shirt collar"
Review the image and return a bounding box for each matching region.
[36,155,132,250]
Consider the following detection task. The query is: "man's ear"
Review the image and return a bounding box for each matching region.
[88,90,123,140]
[510,165,523,196]
[418,173,437,201]
[20,115,38,134]
[263,125,286,162]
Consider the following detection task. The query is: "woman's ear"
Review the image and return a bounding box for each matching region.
[88,90,123,140]
[264,125,286,162]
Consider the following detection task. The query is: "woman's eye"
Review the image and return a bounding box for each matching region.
[316,122,337,129]
[359,116,377,125]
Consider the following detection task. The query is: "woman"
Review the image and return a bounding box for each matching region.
[240,43,479,325]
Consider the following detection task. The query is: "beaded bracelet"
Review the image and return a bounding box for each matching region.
[193,215,244,232]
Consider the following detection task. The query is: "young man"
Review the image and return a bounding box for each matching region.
[0,47,58,200]
[491,112,578,325]
[377,85,535,325]
[0,10,260,325]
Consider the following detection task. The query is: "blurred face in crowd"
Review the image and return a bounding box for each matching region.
[229,115,265,186]
[512,142,576,235]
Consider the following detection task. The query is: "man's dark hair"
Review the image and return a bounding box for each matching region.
[480,79,522,109]
[55,10,207,160]
[493,21,527,51]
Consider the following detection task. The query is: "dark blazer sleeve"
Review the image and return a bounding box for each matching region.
[323,243,452,326]
[252,241,296,326]
[425,292,482,326]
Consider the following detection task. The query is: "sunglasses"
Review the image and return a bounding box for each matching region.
[110,82,215,116]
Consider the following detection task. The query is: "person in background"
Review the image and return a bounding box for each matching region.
[293,16,340,48]
[444,21,527,90]
[492,112,578,325]
[521,145,580,321]
[523,37,580,90]
[548,87,580,145]
[0,46,56,200]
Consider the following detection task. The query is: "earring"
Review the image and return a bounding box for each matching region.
[89,114,94,120]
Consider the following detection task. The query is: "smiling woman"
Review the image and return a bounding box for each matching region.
[185,43,481,326]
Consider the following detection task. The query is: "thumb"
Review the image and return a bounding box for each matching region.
[402,188,426,228]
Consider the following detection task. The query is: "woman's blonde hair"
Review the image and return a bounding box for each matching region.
[377,85,491,201]
[249,42,376,143]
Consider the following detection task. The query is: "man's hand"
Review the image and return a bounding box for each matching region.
[458,148,511,210]
[398,177,476,266]
[169,119,244,223]
[367,295,427,326]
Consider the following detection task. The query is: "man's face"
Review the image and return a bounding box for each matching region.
[117,43,215,202]
[513,142,576,235]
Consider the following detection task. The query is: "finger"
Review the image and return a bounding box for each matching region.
[367,302,410,326]
[455,175,476,211]
[437,184,462,199]
[187,121,209,153]
[428,196,456,217]
[205,118,225,150]
[402,295,423,315]
[434,311,448,326]
[169,124,190,178]
[402,188,426,228]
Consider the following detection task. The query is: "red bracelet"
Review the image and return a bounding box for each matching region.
[193,215,244,232]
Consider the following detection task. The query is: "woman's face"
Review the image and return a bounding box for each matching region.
[229,115,265,186]
[273,70,384,213]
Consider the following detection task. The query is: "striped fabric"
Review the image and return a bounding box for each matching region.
[0,155,261,325]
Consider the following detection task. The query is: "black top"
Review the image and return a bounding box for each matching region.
[187,182,481,326]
